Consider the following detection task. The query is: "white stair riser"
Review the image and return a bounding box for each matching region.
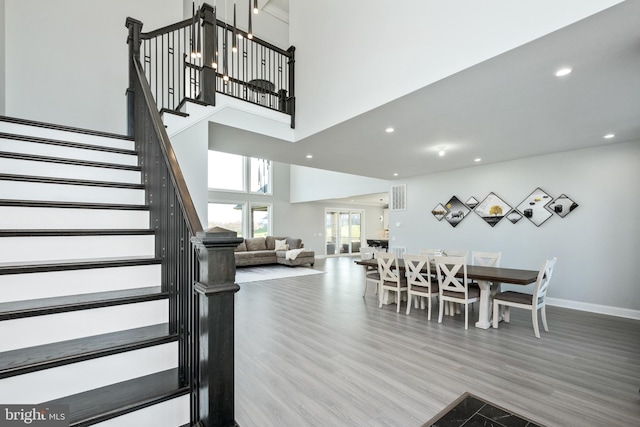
[0,157,141,184]
[0,235,155,263]
[0,342,177,404]
[0,181,145,205]
[0,300,168,351]
[0,264,161,303]
[0,138,137,166]
[0,206,149,230]
[93,395,190,427]
[0,122,134,151]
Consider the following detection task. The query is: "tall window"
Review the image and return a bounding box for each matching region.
[250,204,271,237]
[325,209,363,255]
[207,203,244,237]
[208,150,271,195]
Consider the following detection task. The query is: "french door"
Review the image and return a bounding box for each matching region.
[325,210,362,256]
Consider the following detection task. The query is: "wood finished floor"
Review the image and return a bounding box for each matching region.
[235,257,640,427]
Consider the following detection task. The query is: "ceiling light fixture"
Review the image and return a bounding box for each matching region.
[253,0,259,14]
[604,133,615,139]
[555,67,572,77]
[474,158,482,162]
[306,154,313,159]
[247,0,253,39]
[393,173,398,177]
[437,146,446,157]
[385,127,394,133]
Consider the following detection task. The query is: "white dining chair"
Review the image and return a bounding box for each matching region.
[362,247,380,297]
[404,254,439,319]
[435,255,479,329]
[492,257,557,338]
[377,252,407,313]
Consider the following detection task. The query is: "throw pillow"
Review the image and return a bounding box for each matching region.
[275,239,289,251]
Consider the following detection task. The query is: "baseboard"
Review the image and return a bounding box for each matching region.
[546,297,640,320]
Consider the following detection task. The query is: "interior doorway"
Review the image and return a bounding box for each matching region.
[325,209,363,256]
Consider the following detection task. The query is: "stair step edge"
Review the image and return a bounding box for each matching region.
[0,287,167,321]
[0,131,136,155]
[0,229,155,237]
[0,324,176,379]
[42,368,188,427]
[0,257,161,275]
[0,173,145,189]
[0,150,142,171]
[0,116,132,141]
[0,199,150,210]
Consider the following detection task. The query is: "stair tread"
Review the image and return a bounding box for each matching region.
[0,324,176,378]
[0,256,161,275]
[0,229,155,237]
[0,173,145,189]
[0,115,133,141]
[0,286,166,320]
[43,368,188,426]
[0,150,141,171]
[0,199,149,210]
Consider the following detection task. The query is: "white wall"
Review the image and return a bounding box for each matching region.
[0,0,5,115]
[289,0,624,140]
[290,165,390,203]
[389,140,640,318]
[4,0,182,133]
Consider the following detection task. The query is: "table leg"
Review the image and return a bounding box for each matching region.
[475,280,492,329]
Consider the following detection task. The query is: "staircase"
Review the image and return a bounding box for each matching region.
[0,116,190,426]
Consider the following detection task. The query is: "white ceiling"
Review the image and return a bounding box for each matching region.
[290,1,640,181]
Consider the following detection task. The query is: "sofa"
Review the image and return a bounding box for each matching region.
[234,235,315,267]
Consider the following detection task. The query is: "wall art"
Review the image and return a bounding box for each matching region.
[516,187,553,227]
[465,197,479,209]
[474,192,512,227]
[547,194,578,218]
[444,196,469,227]
[506,210,523,224]
[431,203,447,221]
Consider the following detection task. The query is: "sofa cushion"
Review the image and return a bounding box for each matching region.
[286,237,303,249]
[245,237,267,251]
[235,241,247,252]
[265,236,286,250]
[275,239,289,251]
[237,250,275,259]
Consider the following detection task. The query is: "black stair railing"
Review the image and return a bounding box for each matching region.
[127,13,243,426]
[131,3,295,128]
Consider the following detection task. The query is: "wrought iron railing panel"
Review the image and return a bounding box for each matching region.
[138,4,295,126]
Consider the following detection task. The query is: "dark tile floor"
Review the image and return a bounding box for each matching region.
[424,393,543,427]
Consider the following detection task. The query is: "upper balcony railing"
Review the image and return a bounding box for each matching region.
[132,3,295,128]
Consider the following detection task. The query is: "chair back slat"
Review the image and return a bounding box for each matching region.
[534,257,557,304]
[376,252,399,282]
[403,254,431,289]
[444,250,469,263]
[435,255,468,294]
[420,248,441,262]
[471,251,501,267]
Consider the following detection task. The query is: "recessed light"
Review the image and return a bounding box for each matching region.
[306,154,313,159]
[474,158,482,162]
[555,67,572,77]
[393,173,398,176]
[604,133,615,139]
[385,127,394,133]
[437,145,446,156]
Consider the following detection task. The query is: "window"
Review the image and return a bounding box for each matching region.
[207,203,244,237]
[250,204,271,237]
[208,151,271,195]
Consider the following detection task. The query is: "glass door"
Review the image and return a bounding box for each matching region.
[325,210,363,255]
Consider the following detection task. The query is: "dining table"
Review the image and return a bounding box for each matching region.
[355,258,539,329]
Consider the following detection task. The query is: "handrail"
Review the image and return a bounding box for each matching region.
[132,58,203,235]
[134,2,295,127]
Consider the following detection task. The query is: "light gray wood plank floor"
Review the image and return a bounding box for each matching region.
[234,257,640,427]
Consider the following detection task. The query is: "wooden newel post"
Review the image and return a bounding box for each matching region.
[191,227,243,427]
[201,3,217,106]
[125,17,143,137]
